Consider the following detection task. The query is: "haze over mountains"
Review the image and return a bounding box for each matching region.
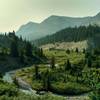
[16,12,100,40]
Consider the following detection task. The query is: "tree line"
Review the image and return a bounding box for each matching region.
[34,25,100,46]
[0,31,44,72]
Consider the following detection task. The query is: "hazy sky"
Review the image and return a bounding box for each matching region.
[0,0,100,32]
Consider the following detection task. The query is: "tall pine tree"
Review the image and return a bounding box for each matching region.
[25,42,33,57]
[10,40,19,57]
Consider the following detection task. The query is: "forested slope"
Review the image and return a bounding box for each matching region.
[0,32,45,73]
[34,25,100,49]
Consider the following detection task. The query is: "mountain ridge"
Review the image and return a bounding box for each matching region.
[16,12,100,40]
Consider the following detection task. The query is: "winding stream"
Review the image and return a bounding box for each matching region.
[3,71,38,95]
[3,71,90,100]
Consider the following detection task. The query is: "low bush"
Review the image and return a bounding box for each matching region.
[51,82,90,95]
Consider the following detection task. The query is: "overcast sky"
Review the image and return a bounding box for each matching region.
[0,0,100,32]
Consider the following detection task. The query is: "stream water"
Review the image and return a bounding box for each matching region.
[3,71,89,100]
[3,71,38,95]
[3,72,13,83]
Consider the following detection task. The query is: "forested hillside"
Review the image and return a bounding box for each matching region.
[0,31,45,73]
[34,25,100,48]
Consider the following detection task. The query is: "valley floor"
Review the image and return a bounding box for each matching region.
[1,49,100,100]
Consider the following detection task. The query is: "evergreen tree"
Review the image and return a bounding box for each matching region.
[43,76,46,90]
[25,42,33,57]
[64,62,67,71]
[40,48,43,57]
[36,48,44,57]
[75,48,79,53]
[10,40,19,57]
[19,36,22,41]
[20,50,24,63]
[66,49,70,54]
[43,69,51,91]
[0,72,3,78]
[51,56,55,69]
[66,59,71,71]
[87,56,92,67]
[47,71,51,91]
[35,25,100,46]
[83,48,86,53]
[35,65,39,79]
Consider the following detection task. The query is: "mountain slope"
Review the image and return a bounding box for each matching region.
[34,25,100,49]
[16,12,100,40]
[16,22,39,40]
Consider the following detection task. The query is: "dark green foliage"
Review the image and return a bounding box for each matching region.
[10,31,19,57]
[51,56,55,69]
[93,49,100,55]
[64,62,67,71]
[42,69,51,91]
[0,82,18,97]
[25,41,33,57]
[89,82,100,100]
[64,59,71,71]
[35,65,39,79]
[40,48,44,57]
[66,49,70,54]
[19,50,24,63]
[51,82,90,95]
[87,56,92,67]
[34,25,100,46]
[75,48,79,53]
[0,32,45,72]
[10,40,19,57]
[95,62,100,68]
[35,48,44,57]
[0,72,3,78]
[83,48,86,53]
[85,52,90,58]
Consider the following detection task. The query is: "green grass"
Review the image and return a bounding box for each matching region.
[51,82,90,95]
[15,66,91,95]
[44,49,85,65]
[0,92,67,100]
[15,49,99,96]
[0,78,66,100]
[0,80,18,96]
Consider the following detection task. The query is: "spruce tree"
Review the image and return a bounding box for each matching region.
[75,48,79,53]
[0,72,3,78]
[51,56,55,69]
[40,48,43,57]
[83,48,86,53]
[20,50,24,63]
[66,49,70,54]
[64,62,67,71]
[66,59,71,70]
[47,71,50,91]
[43,69,51,91]
[35,65,39,79]
[87,56,92,67]
[10,40,19,57]
[25,42,33,57]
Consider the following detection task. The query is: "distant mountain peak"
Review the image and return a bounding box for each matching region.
[49,14,73,17]
[95,12,100,17]
[26,21,39,25]
[17,12,100,40]
[48,15,69,19]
